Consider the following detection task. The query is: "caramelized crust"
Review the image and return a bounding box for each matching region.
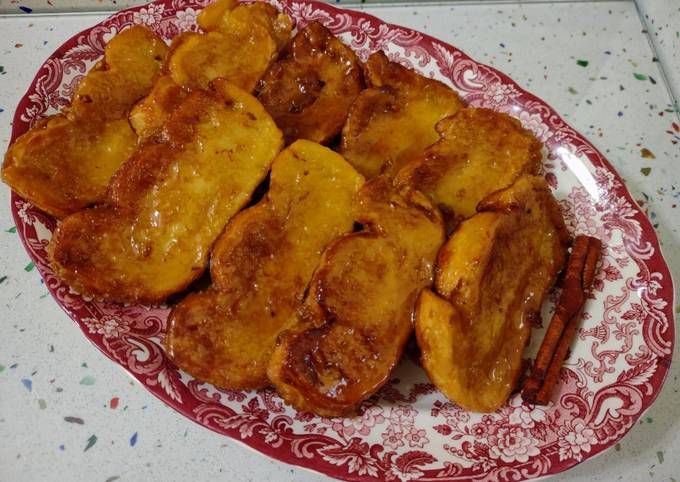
[268,177,445,416]
[196,0,238,30]
[395,108,543,229]
[341,51,463,179]
[165,140,364,389]
[167,0,292,91]
[49,80,283,303]
[415,175,570,412]
[129,75,189,140]
[2,26,168,217]
[198,0,291,49]
[130,0,293,140]
[257,22,363,145]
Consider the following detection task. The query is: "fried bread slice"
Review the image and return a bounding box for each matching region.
[340,51,463,179]
[257,22,363,145]
[49,80,283,303]
[129,75,189,140]
[197,0,291,48]
[415,175,569,412]
[2,26,168,217]
[268,177,445,416]
[130,0,292,140]
[167,0,292,91]
[165,140,364,389]
[395,108,542,229]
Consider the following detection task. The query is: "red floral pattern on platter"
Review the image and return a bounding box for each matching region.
[8,1,675,481]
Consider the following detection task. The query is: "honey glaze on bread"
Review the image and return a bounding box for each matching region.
[395,108,543,231]
[167,0,292,91]
[415,175,570,412]
[268,177,445,416]
[341,51,463,179]
[257,22,363,145]
[49,80,283,303]
[130,0,293,140]
[2,26,168,217]
[165,140,364,389]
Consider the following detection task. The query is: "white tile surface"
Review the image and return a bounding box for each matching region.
[637,0,679,110]
[0,2,678,482]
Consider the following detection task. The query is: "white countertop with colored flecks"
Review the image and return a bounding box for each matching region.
[0,1,678,481]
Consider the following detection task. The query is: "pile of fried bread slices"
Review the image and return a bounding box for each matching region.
[2,0,573,416]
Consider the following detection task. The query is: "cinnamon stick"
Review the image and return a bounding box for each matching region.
[522,235,601,404]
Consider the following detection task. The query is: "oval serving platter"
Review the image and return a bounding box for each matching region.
[9,0,675,480]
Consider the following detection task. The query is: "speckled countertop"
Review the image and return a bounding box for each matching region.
[0,1,678,481]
